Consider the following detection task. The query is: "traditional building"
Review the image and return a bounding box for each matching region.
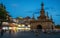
[30,2,55,30]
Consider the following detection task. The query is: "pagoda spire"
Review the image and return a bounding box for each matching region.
[41,2,44,9]
[40,2,45,16]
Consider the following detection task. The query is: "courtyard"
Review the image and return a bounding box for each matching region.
[0,31,60,38]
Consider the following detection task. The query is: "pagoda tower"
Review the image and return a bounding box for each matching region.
[38,2,46,20]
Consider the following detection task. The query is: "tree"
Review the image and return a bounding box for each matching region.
[0,3,11,27]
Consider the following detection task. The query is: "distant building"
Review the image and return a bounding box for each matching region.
[30,2,55,31]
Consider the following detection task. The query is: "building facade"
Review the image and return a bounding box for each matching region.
[30,2,55,30]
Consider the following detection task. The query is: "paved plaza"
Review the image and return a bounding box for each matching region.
[0,31,60,38]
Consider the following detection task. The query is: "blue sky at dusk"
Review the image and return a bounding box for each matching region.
[0,0,60,25]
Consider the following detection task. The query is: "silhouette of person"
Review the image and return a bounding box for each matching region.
[1,29,4,36]
[9,30,11,34]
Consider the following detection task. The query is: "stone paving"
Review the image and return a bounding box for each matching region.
[0,31,60,38]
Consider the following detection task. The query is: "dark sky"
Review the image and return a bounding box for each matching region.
[0,0,60,25]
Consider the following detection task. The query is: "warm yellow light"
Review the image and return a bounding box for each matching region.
[9,27,12,29]
[11,27,18,32]
[25,27,28,29]
[17,28,25,30]
[25,27,31,30]
[28,28,31,30]
[18,25,21,27]
[28,25,30,27]
[22,24,25,27]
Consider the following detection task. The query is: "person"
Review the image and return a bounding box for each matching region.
[35,30,39,36]
[43,29,47,33]
[1,29,4,36]
[9,30,11,34]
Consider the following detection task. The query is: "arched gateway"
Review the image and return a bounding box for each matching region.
[37,25,42,31]
[37,25,42,29]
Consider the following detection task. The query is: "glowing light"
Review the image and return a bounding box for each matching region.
[2,27,8,30]
[18,28,25,29]
[18,25,21,27]
[2,27,6,30]
[9,27,12,29]
[26,27,28,29]
[25,27,31,30]
[2,22,9,25]
[22,24,25,27]
[17,27,31,31]
[28,25,30,27]
[11,27,18,32]
[17,28,21,29]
